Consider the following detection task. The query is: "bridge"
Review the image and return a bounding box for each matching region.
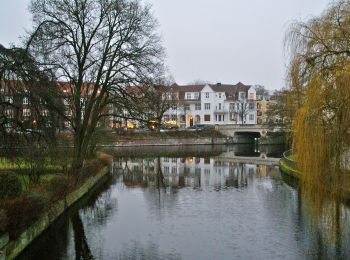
[218,124,271,138]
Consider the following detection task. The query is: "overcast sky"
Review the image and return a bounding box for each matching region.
[0,0,332,89]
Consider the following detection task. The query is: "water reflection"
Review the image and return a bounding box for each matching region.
[18,145,350,259]
[113,156,277,192]
[71,213,94,260]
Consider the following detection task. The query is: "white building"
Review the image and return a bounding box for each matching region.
[163,82,257,128]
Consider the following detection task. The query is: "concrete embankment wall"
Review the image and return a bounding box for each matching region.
[0,167,110,260]
[103,137,257,147]
[109,137,227,147]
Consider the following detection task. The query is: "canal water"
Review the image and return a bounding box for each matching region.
[18,145,350,259]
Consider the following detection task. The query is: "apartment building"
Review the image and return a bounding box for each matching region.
[163,82,257,128]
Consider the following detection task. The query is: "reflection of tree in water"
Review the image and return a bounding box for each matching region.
[116,240,181,260]
[262,174,350,259]
[79,184,118,227]
[225,163,249,189]
[71,213,94,260]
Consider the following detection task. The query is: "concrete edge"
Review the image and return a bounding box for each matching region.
[2,166,110,260]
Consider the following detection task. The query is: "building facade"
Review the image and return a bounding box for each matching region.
[162,82,257,128]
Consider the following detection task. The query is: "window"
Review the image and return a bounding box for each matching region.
[171,114,177,121]
[195,115,200,123]
[184,104,190,111]
[164,157,169,162]
[23,108,31,117]
[218,103,222,110]
[172,158,177,163]
[164,115,170,121]
[218,93,222,98]
[23,97,29,105]
[194,93,199,99]
[172,167,177,174]
[249,102,254,110]
[171,104,177,110]
[5,96,13,104]
[240,92,245,99]
[41,109,49,116]
[195,103,201,110]
[204,169,210,175]
[65,109,72,116]
[164,166,170,174]
[204,115,210,121]
[205,92,209,98]
[180,115,186,122]
[249,114,254,121]
[186,93,191,99]
[230,103,235,111]
[5,109,13,118]
[204,103,210,110]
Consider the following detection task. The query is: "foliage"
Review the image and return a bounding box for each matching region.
[285,0,350,239]
[4,192,48,239]
[0,172,22,199]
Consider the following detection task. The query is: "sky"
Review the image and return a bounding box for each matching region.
[0,0,332,90]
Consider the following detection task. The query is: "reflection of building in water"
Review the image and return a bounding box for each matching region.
[112,156,272,189]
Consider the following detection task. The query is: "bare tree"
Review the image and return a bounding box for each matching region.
[119,79,177,131]
[0,45,62,141]
[237,100,249,125]
[27,0,164,174]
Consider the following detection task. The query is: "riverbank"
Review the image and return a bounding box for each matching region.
[279,152,350,201]
[0,165,111,260]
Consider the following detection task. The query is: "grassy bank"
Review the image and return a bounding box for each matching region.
[0,152,112,241]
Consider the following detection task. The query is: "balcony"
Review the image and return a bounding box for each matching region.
[214,108,229,113]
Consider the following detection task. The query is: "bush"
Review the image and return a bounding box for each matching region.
[5,192,48,239]
[44,175,71,201]
[0,172,22,199]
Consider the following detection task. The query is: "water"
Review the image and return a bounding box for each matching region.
[18,145,350,259]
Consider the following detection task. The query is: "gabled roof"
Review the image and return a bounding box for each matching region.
[170,84,205,93]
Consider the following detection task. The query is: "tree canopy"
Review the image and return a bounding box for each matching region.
[285,0,350,234]
[27,0,164,173]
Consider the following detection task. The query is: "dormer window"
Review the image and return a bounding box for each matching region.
[206,93,209,98]
[194,93,199,99]
[240,92,246,99]
[186,93,191,99]
[218,93,222,98]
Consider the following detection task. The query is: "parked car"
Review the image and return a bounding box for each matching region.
[187,124,214,131]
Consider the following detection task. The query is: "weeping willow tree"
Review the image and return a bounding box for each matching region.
[285,0,350,240]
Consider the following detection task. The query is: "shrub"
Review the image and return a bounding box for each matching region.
[44,175,71,201]
[0,172,22,199]
[5,192,48,239]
